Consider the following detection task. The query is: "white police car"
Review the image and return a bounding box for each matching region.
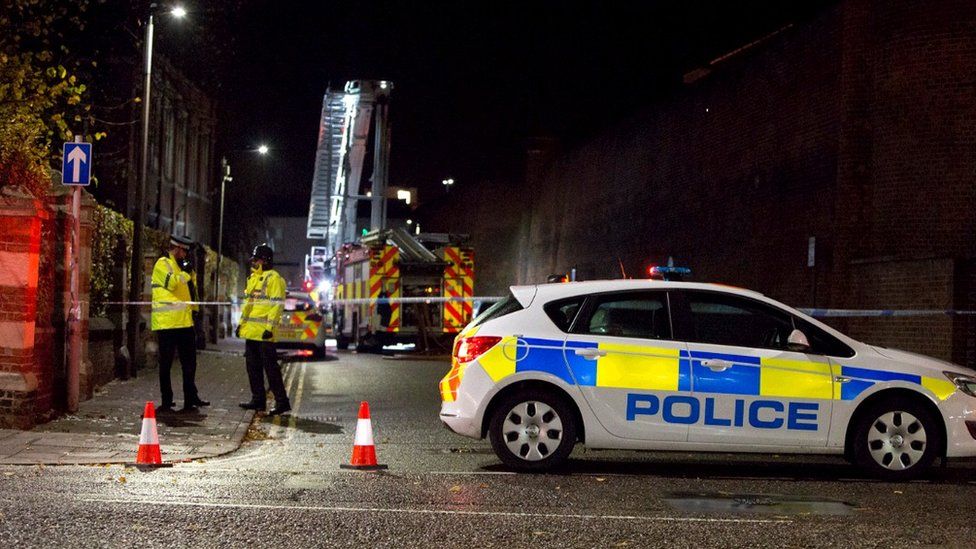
[439,280,976,479]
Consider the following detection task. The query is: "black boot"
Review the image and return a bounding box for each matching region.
[239,401,266,411]
[268,402,291,416]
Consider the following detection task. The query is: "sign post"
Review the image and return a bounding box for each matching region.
[62,138,92,412]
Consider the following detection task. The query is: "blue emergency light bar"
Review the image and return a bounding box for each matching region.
[649,266,691,275]
[648,265,692,280]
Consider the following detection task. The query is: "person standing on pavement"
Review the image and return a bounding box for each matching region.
[238,244,292,415]
[151,235,209,412]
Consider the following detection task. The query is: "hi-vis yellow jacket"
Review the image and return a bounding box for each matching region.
[240,267,286,341]
[151,254,193,331]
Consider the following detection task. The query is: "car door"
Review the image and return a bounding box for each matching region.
[672,290,833,447]
[558,291,691,442]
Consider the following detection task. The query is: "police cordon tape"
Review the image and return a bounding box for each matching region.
[89,297,976,318]
[89,296,506,307]
[798,308,976,318]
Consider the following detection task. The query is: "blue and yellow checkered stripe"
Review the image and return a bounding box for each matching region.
[473,337,957,401]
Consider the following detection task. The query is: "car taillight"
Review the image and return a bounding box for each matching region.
[453,336,502,364]
[305,313,323,322]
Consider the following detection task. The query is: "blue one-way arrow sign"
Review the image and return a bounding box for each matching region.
[62,142,92,186]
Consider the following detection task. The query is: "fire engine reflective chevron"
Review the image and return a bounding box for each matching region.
[150,254,193,331]
[369,245,400,332]
[442,246,474,333]
[240,268,286,341]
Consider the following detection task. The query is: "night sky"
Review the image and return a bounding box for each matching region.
[171,1,834,217]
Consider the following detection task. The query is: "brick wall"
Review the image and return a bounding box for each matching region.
[521,4,843,309]
[0,193,50,428]
[0,187,95,428]
[499,0,976,362]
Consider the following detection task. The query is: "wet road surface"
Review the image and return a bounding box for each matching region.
[1,353,975,547]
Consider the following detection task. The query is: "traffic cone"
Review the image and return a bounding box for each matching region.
[340,401,388,470]
[128,401,172,468]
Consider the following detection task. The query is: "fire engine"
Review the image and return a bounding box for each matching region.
[333,228,474,349]
[303,79,476,350]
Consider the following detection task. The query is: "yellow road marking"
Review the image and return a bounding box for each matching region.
[288,363,307,432]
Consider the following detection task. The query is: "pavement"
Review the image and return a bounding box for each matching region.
[0,337,260,465]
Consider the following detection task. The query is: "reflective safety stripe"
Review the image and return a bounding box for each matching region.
[596,344,681,391]
[153,302,189,312]
[467,336,959,402]
[241,316,274,324]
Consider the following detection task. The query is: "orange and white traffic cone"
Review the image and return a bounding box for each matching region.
[128,401,172,468]
[340,401,388,470]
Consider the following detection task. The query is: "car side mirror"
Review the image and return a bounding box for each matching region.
[787,329,811,352]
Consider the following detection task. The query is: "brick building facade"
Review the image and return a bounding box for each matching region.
[482,0,976,363]
[135,57,218,245]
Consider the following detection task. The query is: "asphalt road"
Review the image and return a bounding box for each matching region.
[2,353,975,547]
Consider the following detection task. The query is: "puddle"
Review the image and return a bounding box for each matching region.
[664,491,857,516]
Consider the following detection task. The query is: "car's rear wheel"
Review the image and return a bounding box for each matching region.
[311,345,325,359]
[851,398,942,481]
[488,389,577,472]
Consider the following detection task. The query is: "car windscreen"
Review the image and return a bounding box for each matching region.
[284,294,315,312]
[469,295,523,328]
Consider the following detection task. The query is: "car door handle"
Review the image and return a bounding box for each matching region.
[701,359,732,372]
[574,348,607,360]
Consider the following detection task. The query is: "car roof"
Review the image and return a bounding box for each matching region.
[509,280,765,308]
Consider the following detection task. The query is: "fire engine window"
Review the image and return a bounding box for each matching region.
[580,292,671,340]
[544,297,584,332]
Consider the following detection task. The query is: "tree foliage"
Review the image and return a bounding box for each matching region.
[90,202,133,316]
[0,0,94,196]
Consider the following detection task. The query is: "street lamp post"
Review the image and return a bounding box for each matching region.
[212,157,232,341]
[126,3,184,376]
[212,145,268,341]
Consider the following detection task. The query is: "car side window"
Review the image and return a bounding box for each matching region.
[544,297,585,332]
[578,292,671,340]
[679,291,794,351]
[793,316,856,358]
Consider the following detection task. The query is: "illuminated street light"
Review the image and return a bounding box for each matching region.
[257,144,270,155]
[442,177,455,192]
[171,5,187,18]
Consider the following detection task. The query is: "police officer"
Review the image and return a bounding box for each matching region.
[151,235,209,412]
[238,244,291,415]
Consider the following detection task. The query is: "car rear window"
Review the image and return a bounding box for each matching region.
[469,295,524,328]
[544,297,585,332]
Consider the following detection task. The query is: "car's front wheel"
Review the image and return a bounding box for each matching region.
[851,398,942,481]
[488,389,577,472]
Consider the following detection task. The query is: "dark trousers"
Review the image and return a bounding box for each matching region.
[245,340,289,406]
[157,327,200,406]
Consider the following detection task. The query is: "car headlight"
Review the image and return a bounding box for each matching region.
[943,371,976,397]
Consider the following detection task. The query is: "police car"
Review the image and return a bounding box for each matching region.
[274,290,330,358]
[439,280,976,479]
